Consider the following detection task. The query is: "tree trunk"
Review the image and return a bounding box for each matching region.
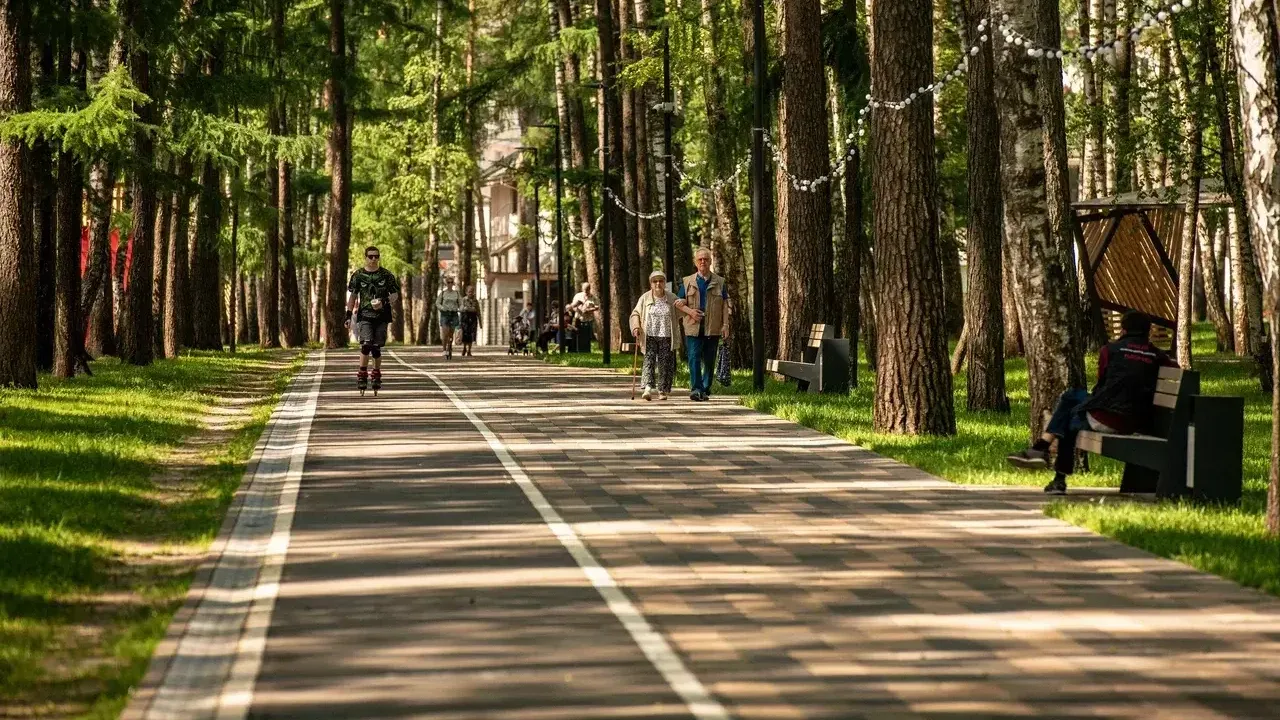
[1173,8,1220,361]
[963,0,1008,412]
[596,0,631,345]
[262,119,281,349]
[33,41,54,373]
[279,154,304,347]
[0,0,33,386]
[995,0,1087,436]
[869,0,955,435]
[618,0,641,300]
[117,0,156,366]
[164,157,193,355]
[54,13,85,377]
[553,0,600,300]
[323,0,351,349]
[236,274,250,344]
[246,275,260,344]
[1209,7,1265,357]
[1229,0,1280,535]
[152,177,171,357]
[1080,0,1104,198]
[776,0,833,364]
[190,159,223,349]
[1110,0,1136,192]
[634,0,655,287]
[699,0,751,367]
[83,163,113,357]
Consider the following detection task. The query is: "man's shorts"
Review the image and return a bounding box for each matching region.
[439,311,461,330]
[356,320,389,347]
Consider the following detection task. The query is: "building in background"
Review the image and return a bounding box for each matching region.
[472,113,560,347]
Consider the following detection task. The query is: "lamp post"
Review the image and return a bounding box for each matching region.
[751,0,766,391]
[517,146,541,333]
[583,80,611,365]
[535,123,566,354]
[662,25,676,288]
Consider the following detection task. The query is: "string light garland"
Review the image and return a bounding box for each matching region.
[565,213,604,243]
[998,0,1193,61]
[574,1,1192,208]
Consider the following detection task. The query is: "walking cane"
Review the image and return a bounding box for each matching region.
[629,341,641,400]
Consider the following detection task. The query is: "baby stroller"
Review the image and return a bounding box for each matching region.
[508,315,532,355]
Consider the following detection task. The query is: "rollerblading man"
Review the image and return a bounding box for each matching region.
[345,245,400,395]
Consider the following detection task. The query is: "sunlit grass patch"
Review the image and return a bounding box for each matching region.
[0,350,302,715]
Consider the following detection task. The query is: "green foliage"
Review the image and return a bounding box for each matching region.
[0,67,149,160]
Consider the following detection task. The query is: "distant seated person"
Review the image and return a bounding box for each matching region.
[1006,311,1177,495]
[537,301,562,353]
[519,301,536,326]
[567,282,599,323]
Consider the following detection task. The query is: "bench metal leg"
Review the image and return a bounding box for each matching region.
[1119,463,1159,494]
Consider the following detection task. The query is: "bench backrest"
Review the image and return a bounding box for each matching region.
[1150,366,1199,438]
[802,324,834,364]
[806,324,835,347]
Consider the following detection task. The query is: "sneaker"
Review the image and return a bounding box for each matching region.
[659,392,668,400]
[642,388,652,401]
[699,391,710,401]
[1006,448,1049,470]
[1044,477,1068,495]
[689,391,700,401]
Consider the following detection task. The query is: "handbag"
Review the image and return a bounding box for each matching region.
[716,339,732,387]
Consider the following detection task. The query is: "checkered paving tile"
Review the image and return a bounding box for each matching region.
[424,350,1280,719]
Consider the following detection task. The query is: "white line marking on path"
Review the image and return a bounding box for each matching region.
[391,350,732,720]
[137,352,325,720]
[215,352,324,720]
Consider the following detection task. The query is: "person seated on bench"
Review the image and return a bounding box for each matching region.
[1006,311,1176,495]
[536,301,562,353]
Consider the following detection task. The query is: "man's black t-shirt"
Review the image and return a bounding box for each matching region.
[348,267,400,323]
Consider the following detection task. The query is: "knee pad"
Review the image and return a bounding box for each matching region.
[360,342,373,356]
[370,345,382,359]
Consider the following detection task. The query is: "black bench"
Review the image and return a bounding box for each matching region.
[766,323,850,394]
[1072,367,1243,502]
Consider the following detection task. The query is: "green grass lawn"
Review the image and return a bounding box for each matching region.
[0,350,302,718]
[541,325,1280,597]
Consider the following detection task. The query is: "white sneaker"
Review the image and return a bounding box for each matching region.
[659,392,668,400]
[642,388,652,401]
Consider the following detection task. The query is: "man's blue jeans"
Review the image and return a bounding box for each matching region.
[685,335,720,395]
[1046,388,1091,475]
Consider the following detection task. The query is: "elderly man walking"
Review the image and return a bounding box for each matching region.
[674,247,731,401]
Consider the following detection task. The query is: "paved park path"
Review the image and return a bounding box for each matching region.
[127,348,1280,720]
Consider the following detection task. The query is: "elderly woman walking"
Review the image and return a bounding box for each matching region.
[629,270,678,400]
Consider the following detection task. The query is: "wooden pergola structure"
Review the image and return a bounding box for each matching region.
[1073,180,1232,345]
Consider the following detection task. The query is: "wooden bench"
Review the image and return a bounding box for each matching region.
[1073,367,1243,502]
[766,323,850,394]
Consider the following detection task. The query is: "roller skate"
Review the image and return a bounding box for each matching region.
[357,367,369,396]
[371,368,382,396]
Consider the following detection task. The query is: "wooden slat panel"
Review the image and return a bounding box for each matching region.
[1154,392,1178,409]
[1156,377,1181,394]
[1092,210,1181,325]
[1078,431,1103,454]
[1158,365,1183,380]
